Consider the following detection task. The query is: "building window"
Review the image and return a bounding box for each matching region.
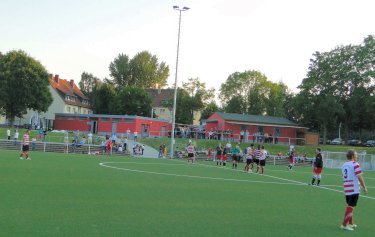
[78,107,81,113]
[159,108,165,115]
[65,95,76,102]
[67,107,71,113]
[73,108,77,114]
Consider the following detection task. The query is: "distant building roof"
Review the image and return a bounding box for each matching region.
[146,89,174,107]
[212,112,304,128]
[49,74,91,109]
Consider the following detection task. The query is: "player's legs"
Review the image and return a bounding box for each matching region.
[341,194,358,230]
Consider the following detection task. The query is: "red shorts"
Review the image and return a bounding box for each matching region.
[313,167,322,175]
[216,155,222,160]
[222,155,228,161]
[289,158,294,164]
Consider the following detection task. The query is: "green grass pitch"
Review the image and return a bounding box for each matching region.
[1,149,374,237]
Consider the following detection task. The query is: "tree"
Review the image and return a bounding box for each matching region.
[112,87,152,116]
[92,79,116,114]
[294,35,375,142]
[79,72,101,108]
[220,70,290,116]
[177,78,215,124]
[109,53,131,87]
[0,50,52,125]
[109,51,169,89]
[79,72,100,95]
[200,101,220,120]
[129,51,169,88]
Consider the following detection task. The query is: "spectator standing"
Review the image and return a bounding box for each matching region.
[124,138,128,151]
[14,129,19,145]
[126,129,130,139]
[111,133,117,145]
[38,128,43,141]
[340,150,368,231]
[7,128,11,141]
[31,137,36,151]
[134,131,138,142]
[87,132,93,144]
[42,129,47,142]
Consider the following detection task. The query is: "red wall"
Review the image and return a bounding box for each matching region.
[55,115,171,137]
[54,117,90,131]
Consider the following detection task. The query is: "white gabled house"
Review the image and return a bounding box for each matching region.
[12,74,92,129]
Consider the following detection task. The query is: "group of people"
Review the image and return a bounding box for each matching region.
[213,143,268,174]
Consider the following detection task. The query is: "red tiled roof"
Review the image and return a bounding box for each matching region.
[50,74,91,109]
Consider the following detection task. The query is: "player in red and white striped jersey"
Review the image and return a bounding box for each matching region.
[19,130,31,160]
[340,150,368,231]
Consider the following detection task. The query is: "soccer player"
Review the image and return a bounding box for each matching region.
[340,150,368,231]
[19,130,31,160]
[186,142,195,164]
[259,145,268,175]
[287,145,295,171]
[216,144,223,166]
[231,145,241,169]
[244,146,253,173]
[311,148,323,185]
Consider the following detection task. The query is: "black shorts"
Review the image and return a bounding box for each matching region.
[22,145,29,152]
[345,194,359,207]
[232,155,238,161]
[246,158,253,164]
[260,159,266,166]
[254,159,260,165]
[188,153,194,158]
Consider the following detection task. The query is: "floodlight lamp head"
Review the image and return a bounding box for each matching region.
[182,7,190,11]
[173,6,179,10]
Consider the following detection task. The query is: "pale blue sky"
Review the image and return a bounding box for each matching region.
[1,0,374,93]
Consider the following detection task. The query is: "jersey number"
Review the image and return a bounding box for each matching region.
[343,169,348,179]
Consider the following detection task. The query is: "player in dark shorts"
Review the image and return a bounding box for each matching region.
[231,145,241,169]
[244,146,254,173]
[216,144,223,166]
[19,130,31,160]
[311,147,323,185]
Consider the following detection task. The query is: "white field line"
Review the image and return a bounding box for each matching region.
[99,161,375,201]
[99,162,307,187]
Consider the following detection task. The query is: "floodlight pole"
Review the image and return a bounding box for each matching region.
[170,6,189,159]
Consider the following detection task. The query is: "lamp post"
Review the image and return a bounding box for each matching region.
[170,5,189,159]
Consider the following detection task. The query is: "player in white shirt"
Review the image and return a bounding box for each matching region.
[340,150,368,231]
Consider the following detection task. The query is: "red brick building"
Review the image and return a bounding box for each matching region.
[206,112,306,145]
[54,113,171,138]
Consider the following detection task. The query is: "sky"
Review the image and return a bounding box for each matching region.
[1,0,375,94]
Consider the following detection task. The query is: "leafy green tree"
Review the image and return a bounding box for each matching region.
[294,35,375,142]
[93,80,116,114]
[109,53,131,87]
[79,72,100,95]
[200,101,220,120]
[109,51,169,89]
[79,72,101,108]
[129,51,169,88]
[113,86,152,116]
[0,50,52,125]
[220,70,289,116]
